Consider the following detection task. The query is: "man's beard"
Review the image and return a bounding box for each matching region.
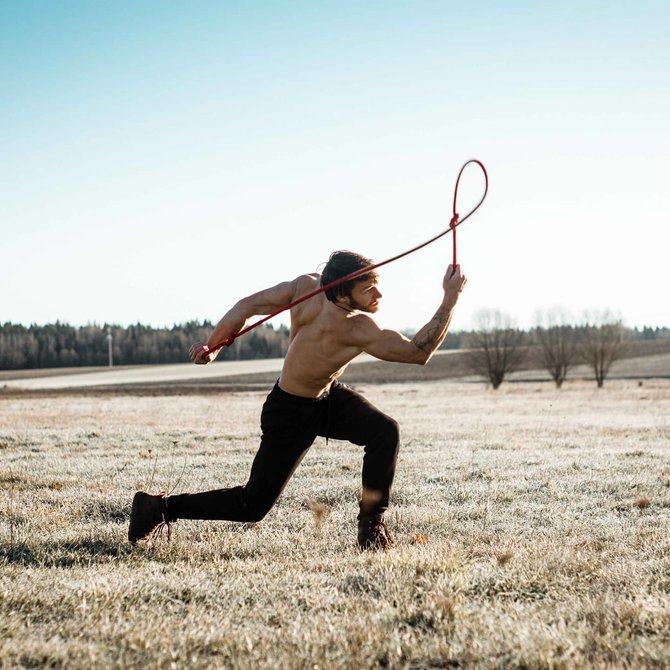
[348,297,378,313]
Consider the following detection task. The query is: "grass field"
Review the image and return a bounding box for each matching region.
[1,378,670,668]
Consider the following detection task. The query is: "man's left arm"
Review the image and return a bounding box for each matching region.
[357,265,466,365]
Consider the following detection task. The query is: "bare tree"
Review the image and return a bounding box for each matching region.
[465,309,526,389]
[534,308,579,388]
[578,311,628,388]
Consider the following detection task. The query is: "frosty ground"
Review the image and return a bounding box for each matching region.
[1,378,669,668]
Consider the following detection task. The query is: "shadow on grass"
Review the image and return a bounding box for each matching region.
[0,538,130,567]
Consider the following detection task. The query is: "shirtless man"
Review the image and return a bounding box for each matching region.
[129,251,467,549]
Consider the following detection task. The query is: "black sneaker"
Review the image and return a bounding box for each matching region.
[128,491,172,544]
[357,515,394,551]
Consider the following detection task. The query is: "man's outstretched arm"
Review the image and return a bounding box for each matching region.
[357,264,467,365]
[189,274,317,364]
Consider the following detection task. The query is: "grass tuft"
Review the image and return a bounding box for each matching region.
[634,495,652,510]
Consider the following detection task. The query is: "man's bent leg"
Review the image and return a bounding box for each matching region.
[323,383,400,519]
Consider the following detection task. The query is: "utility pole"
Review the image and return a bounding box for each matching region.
[106,327,113,367]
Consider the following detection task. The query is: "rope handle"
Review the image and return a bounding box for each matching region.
[204,159,488,355]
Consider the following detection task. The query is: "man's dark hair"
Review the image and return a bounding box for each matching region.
[320,250,378,303]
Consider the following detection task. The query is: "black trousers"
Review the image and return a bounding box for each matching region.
[167,381,399,522]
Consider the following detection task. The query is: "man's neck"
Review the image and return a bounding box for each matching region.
[334,302,356,314]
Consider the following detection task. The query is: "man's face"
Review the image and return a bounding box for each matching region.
[342,279,382,313]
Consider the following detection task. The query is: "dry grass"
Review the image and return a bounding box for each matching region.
[1,379,670,669]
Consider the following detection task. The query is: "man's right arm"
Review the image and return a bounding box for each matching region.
[189,274,317,364]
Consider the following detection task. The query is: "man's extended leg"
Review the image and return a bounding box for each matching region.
[129,383,320,543]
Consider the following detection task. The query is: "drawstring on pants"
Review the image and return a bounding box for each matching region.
[325,389,332,445]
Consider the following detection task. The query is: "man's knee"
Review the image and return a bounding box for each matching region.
[242,492,279,523]
[377,415,400,451]
[382,416,400,447]
[245,506,271,523]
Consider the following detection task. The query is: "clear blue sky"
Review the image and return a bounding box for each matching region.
[2,1,668,332]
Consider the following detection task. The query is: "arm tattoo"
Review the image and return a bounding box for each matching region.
[412,305,451,353]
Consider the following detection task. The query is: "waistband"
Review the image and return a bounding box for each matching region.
[270,380,335,404]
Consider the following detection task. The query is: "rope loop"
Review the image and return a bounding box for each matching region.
[451,158,488,229]
[449,158,488,267]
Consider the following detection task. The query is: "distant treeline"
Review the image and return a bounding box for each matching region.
[0,322,667,371]
[634,326,670,340]
[0,321,290,370]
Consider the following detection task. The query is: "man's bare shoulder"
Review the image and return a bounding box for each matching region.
[344,311,384,343]
[293,273,321,294]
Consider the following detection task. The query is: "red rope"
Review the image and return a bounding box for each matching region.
[207,159,488,353]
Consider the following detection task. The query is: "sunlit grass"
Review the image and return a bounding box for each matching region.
[1,380,669,668]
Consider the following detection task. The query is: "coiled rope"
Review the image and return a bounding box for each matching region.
[206,158,488,353]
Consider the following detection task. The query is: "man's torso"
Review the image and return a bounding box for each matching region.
[278,274,365,398]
